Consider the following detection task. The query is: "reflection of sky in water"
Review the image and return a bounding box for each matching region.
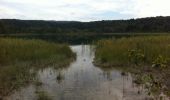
[6,45,148,100]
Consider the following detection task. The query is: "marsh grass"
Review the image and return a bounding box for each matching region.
[94,35,170,96]
[94,36,170,66]
[0,38,75,96]
[0,38,75,65]
[0,64,36,95]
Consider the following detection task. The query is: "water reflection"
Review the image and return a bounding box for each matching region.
[56,71,65,84]
[5,45,150,100]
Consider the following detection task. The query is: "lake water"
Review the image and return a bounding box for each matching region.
[5,45,149,100]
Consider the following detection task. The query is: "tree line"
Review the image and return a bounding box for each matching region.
[0,16,170,34]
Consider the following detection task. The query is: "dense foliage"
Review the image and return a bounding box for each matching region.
[1,16,170,34]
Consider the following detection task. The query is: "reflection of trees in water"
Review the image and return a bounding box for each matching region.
[121,73,148,100]
[89,45,95,57]
[122,72,128,99]
[98,68,147,99]
[103,71,112,81]
[81,45,85,56]
[56,70,65,84]
[81,45,95,59]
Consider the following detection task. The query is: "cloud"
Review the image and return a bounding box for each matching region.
[0,0,170,21]
[135,0,170,17]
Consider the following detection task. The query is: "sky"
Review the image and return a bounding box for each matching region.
[0,0,170,21]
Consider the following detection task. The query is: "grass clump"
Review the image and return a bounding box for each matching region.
[0,38,75,96]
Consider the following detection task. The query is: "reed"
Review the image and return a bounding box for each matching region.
[0,38,75,96]
[0,38,75,65]
[94,35,170,96]
[94,36,170,67]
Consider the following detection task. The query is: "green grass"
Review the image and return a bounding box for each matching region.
[0,38,75,65]
[0,38,75,96]
[94,35,170,96]
[94,36,170,66]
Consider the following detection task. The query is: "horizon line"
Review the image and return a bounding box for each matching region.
[0,16,169,22]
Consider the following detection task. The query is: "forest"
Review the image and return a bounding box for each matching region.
[0,16,170,34]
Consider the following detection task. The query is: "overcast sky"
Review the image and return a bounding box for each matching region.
[0,0,170,21]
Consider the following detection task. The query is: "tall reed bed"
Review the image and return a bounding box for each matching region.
[0,38,75,65]
[94,36,170,66]
[0,38,75,96]
[95,36,170,96]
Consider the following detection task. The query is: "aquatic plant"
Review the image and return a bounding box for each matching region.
[128,49,145,65]
[0,38,75,96]
[94,36,170,66]
[152,55,168,69]
[94,35,170,97]
[0,38,75,65]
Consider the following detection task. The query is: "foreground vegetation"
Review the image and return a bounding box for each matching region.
[94,36,170,97]
[0,38,75,96]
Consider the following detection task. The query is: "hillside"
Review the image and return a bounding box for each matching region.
[0,16,170,34]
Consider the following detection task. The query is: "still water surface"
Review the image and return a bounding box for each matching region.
[5,45,148,100]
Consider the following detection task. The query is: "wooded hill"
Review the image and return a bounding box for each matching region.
[0,16,170,34]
